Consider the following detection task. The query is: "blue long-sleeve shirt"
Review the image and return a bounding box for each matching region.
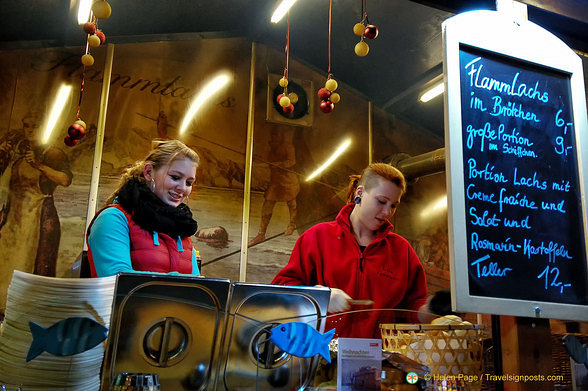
[87,207,200,277]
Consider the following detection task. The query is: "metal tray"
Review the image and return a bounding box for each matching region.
[101,276,330,390]
[100,274,232,390]
[217,283,330,390]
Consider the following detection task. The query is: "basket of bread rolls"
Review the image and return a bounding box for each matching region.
[380,315,485,391]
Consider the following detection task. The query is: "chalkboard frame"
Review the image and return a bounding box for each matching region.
[443,10,588,321]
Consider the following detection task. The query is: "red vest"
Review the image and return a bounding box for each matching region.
[87,205,193,277]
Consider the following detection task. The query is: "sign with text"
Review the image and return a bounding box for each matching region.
[459,46,586,304]
[444,11,588,320]
[337,338,382,391]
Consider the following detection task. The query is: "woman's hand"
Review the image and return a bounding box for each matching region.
[327,287,352,313]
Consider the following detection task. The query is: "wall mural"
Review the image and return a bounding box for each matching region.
[0,39,449,315]
[0,49,91,311]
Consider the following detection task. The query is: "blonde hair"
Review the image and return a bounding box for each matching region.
[346,162,406,203]
[106,139,200,204]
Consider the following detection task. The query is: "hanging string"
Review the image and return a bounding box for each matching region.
[363,0,368,22]
[328,0,332,74]
[77,15,96,121]
[319,0,338,113]
[76,72,86,120]
[285,11,290,80]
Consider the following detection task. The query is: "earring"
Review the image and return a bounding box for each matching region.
[354,196,361,204]
[151,179,155,192]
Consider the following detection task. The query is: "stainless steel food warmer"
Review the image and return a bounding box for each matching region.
[100,274,330,390]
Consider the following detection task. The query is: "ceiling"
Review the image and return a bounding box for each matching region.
[1,0,587,138]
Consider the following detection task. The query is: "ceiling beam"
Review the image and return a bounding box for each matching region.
[408,0,494,14]
[409,0,588,52]
[517,0,588,24]
[409,0,588,24]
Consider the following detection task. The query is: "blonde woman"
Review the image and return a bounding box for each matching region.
[86,139,200,277]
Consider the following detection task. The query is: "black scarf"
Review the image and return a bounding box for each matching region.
[116,177,198,238]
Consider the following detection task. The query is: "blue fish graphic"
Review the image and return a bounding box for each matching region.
[269,322,335,363]
[26,317,108,362]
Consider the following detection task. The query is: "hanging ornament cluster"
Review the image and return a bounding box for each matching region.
[65,119,87,146]
[277,77,295,114]
[65,0,112,147]
[318,0,341,114]
[318,75,340,113]
[80,1,111,68]
[353,0,378,57]
[276,13,297,115]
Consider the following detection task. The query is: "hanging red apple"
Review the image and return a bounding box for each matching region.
[68,122,86,139]
[364,25,379,39]
[320,100,334,113]
[317,88,331,101]
[83,22,96,35]
[95,30,106,44]
[64,136,79,147]
[282,104,295,114]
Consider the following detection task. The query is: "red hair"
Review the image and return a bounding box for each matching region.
[346,163,406,203]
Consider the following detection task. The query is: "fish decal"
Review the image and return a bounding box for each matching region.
[269,322,335,363]
[26,317,108,362]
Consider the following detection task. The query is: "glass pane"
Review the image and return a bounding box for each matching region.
[247,44,370,283]
[96,39,251,281]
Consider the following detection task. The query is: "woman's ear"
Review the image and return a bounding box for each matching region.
[143,164,154,182]
[356,185,364,198]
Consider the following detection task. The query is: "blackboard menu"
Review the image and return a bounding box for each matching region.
[459,45,588,305]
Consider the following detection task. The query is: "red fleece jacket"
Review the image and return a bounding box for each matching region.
[272,203,428,338]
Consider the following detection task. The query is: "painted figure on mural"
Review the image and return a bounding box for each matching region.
[0,112,72,310]
[248,127,300,246]
[156,110,169,139]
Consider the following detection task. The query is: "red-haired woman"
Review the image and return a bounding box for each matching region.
[272,163,432,338]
